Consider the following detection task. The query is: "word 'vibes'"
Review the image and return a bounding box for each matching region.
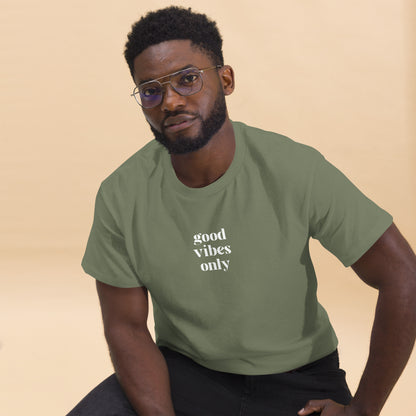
[192,228,231,272]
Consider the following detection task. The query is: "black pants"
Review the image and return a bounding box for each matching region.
[67,347,352,416]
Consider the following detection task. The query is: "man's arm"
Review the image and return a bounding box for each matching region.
[96,280,176,416]
[299,223,416,416]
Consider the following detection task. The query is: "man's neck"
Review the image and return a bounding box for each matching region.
[170,119,235,188]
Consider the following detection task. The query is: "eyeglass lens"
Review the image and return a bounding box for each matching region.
[136,68,203,108]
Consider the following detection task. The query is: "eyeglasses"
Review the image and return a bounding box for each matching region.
[131,65,222,109]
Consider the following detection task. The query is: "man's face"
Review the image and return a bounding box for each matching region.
[132,40,229,154]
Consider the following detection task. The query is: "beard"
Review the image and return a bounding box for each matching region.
[149,91,227,155]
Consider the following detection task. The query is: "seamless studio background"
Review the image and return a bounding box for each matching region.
[1,1,415,415]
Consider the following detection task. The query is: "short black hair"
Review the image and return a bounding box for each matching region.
[124,6,224,80]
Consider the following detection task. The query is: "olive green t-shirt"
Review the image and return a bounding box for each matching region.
[82,121,393,375]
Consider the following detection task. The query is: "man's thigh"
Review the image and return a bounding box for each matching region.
[66,348,351,416]
[66,348,244,416]
[243,350,352,416]
[66,373,137,416]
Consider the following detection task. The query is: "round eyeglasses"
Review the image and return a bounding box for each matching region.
[131,65,222,109]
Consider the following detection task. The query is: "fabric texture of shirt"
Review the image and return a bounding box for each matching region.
[81,121,393,375]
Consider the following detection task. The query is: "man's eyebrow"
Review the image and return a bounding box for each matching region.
[138,64,195,85]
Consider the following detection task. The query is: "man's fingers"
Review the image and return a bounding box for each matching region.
[298,399,333,415]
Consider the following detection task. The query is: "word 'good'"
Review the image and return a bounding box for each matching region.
[193,228,226,245]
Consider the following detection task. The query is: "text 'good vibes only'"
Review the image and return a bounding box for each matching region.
[192,228,231,272]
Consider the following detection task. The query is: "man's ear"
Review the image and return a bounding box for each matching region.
[219,65,235,96]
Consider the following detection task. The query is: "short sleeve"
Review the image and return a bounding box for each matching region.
[309,154,393,267]
[81,186,144,288]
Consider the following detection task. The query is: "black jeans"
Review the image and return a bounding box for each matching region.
[67,347,351,416]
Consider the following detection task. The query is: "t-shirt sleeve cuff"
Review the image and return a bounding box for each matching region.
[340,214,393,267]
[81,261,144,288]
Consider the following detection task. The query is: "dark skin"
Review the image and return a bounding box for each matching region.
[132,40,236,188]
[97,40,416,416]
[299,222,416,416]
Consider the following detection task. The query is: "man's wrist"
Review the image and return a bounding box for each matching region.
[348,397,381,416]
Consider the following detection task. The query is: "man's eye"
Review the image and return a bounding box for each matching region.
[141,86,160,97]
[179,74,199,85]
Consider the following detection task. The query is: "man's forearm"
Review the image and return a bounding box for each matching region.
[349,284,416,416]
[106,326,176,416]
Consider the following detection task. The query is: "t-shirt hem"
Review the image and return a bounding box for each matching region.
[157,341,338,375]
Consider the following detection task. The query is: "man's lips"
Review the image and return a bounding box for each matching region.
[163,114,197,132]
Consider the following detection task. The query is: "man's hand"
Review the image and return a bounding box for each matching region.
[298,400,361,415]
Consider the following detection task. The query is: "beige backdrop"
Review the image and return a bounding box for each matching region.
[1,0,415,415]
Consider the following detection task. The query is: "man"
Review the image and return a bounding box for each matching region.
[68,6,416,416]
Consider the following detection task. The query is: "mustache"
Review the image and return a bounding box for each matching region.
[162,111,199,124]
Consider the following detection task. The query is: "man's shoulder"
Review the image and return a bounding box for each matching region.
[100,139,163,191]
[233,121,322,167]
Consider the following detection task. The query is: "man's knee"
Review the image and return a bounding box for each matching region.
[66,374,137,416]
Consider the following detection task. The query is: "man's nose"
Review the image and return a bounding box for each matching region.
[160,83,186,112]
